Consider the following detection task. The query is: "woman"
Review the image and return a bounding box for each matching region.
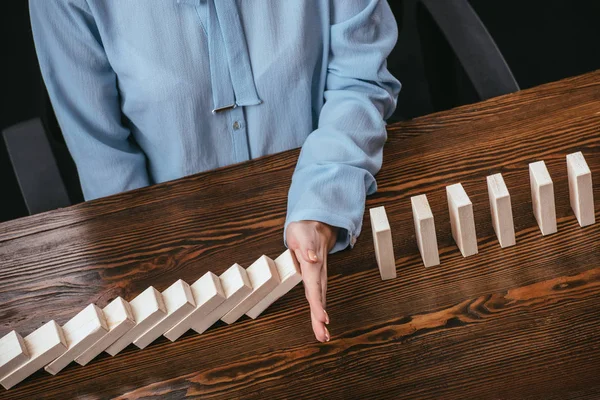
[30,0,401,342]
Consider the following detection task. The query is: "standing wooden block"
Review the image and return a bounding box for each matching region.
[0,332,29,381]
[105,287,166,356]
[410,195,440,267]
[45,304,109,375]
[567,151,595,227]
[369,206,396,280]
[447,183,478,257]
[133,280,196,349]
[75,297,135,366]
[190,264,252,335]
[164,272,226,341]
[0,321,67,390]
[246,250,303,319]
[529,161,557,235]
[487,173,516,248]
[221,255,280,324]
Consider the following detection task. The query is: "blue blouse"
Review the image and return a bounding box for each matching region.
[30,0,401,252]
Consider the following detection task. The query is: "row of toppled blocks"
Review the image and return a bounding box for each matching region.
[0,250,302,390]
[371,151,596,279]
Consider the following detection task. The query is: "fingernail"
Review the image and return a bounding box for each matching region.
[308,250,318,262]
[324,309,330,325]
[324,327,331,342]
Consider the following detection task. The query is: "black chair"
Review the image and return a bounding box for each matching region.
[387,0,519,121]
[5,0,518,215]
[416,0,520,112]
[468,0,600,92]
[3,118,71,215]
[2,89,83,215]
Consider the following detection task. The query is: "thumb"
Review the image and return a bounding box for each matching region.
[287,224,320,264]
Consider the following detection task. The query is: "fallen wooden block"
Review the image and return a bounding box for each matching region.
[221,255,280,324]
[447,183,478,257]
[0,331,29,381]
[75,297,135,366]
[246,250,303,319]
[1,321,67,390]
[529,161,557,235]
[45,304,108,375]
[133,280,196,349]
[411,194,440,267]
[105,287,166,356]
[369,206,396,280]
[487,173,516,248]
[164,272,226,341]
[191,264,252,335]
[567,151,595,227]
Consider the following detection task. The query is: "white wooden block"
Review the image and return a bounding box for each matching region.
[75,297,135,366]
[221,255,280,324]
[567,151,595,227]
[44,304,108,375]
[246,250,302,319]
[447,183,478,257]
[529,161,557,235]
[164,272,226,341]
[0,331,29,380]
[105,287,166,356]
[190,264,252,335]
[0,321,67,390]
[369,206,396,280]
[411,195,440,267]
[487,173,516,248]
[133,280,195,349]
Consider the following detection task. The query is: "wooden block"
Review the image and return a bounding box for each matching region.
[246,250,302,319]
[410,195,440,267]
[447,183,478,257]
[0,321,67,390]
[45,304,108,375]
[221,255,280,324]
[191,264,252,335]
[567,151,595,227]
[0,331,29,381]
[369,206,396,280]
[133,280,195,349]
[487,173,516,248]
[164,272,226,341]
[105,287,166,356]
[75,297,135,366]
[529,161,557,235]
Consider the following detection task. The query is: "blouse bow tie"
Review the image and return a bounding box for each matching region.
[177,0,262,113]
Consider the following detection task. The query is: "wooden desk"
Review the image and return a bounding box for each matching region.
[1,71,599,399]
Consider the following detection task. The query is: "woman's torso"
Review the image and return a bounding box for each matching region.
[86,0,330,183]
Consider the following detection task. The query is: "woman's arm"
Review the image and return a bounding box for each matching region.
[286,0,400,250]
[30,0,150,200]
[285,0,401,342]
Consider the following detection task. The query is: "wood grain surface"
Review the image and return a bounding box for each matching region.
[0,71,599,399]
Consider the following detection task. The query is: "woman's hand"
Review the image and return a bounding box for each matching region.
[286,220,338,342]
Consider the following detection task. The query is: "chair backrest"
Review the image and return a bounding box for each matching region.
[416,0,519,112]
[2,118,72,215]
[468,0,600,90]
[386,0,519,119]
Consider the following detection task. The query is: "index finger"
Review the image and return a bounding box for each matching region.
[294,249,330,342]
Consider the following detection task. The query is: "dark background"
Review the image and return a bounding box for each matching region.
[2,0,599,223]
